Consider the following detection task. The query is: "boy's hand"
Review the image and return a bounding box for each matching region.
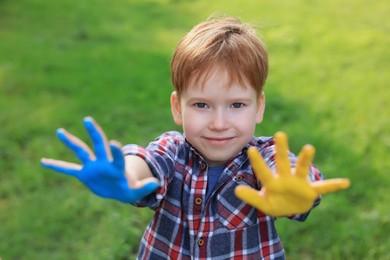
[41,117,159,203]
[235,132,350,217]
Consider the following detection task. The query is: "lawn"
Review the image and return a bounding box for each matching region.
[0,0,389,259]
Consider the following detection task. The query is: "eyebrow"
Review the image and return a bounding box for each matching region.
[185,96,254,104]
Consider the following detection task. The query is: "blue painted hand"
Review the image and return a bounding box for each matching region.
[41,117,159,203]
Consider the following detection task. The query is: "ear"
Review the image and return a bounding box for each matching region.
[170,91,183,125]
[255,92,266,124]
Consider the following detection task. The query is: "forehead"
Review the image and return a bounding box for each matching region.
[187,64,250,92]
[183,67,257,99]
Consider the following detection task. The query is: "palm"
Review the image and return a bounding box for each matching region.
[41,117,159,203]
[235,132,350,217]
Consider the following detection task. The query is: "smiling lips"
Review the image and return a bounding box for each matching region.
[204,136,234,146]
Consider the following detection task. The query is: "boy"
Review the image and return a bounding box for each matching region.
[41,17,350,259]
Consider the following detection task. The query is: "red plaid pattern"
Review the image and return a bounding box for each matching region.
[123,131,323,259]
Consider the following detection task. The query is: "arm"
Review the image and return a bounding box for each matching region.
[124,155,157,189]
[235,132,350,217]
[41,117,159,203]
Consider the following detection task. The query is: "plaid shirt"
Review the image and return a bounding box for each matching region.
[123,131,323,259]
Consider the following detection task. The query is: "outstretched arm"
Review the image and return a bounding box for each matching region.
[235,132,350,217]
[41,117,159,203]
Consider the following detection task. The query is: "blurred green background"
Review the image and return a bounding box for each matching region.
[0,0,389,259]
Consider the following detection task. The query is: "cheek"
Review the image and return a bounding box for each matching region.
[234,114,257,133]
[181,111,204,135]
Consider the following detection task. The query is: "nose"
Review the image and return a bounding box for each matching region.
[209,109,229,130]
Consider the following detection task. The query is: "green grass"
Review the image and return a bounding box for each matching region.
[0,0,389,259]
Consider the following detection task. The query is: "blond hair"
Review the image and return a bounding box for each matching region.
[171,17,268,97]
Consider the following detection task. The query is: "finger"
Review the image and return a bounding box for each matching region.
[83,117,112,161]
[57,128,95,162]
[248,147,273,185]
[295,144,315,178]
[110,139,123,148]
[234,185,271,213]
[110,141,124,169]
[40,158,81,176]
[311,178,351,195]
[275,132,291,175]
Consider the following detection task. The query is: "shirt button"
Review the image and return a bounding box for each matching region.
[198,238,204,247]
[235,175,243,181]
[195,197,202,205]
[201,163,206,170]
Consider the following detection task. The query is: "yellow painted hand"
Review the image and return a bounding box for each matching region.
[235,132,351,217]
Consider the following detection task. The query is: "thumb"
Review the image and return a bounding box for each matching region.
[128,180,160,203]
[311,178,351,195]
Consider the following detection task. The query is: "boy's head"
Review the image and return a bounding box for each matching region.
[169,16,268,165]
[171,16,268,98]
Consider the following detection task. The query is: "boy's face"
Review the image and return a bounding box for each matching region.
[171,67,265,166]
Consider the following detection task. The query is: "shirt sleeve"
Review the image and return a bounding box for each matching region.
[122,131,182,209]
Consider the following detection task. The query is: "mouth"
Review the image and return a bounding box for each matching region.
[204,137,234,146]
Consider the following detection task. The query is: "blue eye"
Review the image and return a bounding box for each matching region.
[232,103,244,108]
[195,103,207,108]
